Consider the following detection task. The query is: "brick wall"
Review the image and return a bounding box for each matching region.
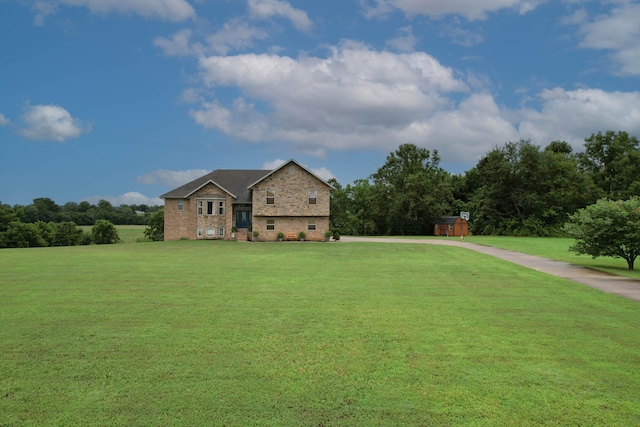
[252,164,331,217]
[252,216,330,241]
[164,182,234,241]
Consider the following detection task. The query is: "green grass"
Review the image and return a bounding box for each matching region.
[2,241,640,426]
[463,236,640,280]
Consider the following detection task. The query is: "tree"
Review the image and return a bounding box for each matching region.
[467,139,594,236]
[564,197,640,270]
[144,209,164,241]
[52,222,83,246]
[579,131,640,200]
[91,219,120,244]
[370,143,453,235]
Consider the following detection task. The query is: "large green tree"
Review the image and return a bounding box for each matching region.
[564,197,640,270]
[370,144,453,235]
[579,131,640,200]
[467,139,594,236]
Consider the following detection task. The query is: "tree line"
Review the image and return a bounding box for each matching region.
[0,198,162,248]
[330,130,640,237]
[0,198,161,226]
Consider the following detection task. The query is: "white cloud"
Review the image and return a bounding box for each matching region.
[155,20,269,57]
[206,18,270,55]
[360,0,543,21]
[574,3,640,75]
[191,41,467,156]
[187,41,640,165]
[36,0,195,23]
[154,29,198,57]
[386,26,419,52]
[248,0,312,31]
[439,19,484,47]
[136,169,210,187]
[0,114,10,126]
[84,192,163,207]
[19,104,90,142]
[514,88,640,149]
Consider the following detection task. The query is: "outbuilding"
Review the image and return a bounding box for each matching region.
[433,216,468,237]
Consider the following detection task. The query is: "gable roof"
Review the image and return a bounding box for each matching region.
[160,169,269,203]
[435,216,464,225]
[248,159,335,189]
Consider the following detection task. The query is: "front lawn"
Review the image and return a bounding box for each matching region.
[1,241,639,426]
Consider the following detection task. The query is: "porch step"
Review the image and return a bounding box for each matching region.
[234,229,249,242]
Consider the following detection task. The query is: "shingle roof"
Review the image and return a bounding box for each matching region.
[160,169,269,203]
[435,216,462,224]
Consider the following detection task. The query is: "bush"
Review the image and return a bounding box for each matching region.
[333,231,340,241]
[91,220,120,244]
[144,209,164,241]
[52,222,83,246]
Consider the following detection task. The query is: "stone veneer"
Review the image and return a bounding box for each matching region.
[251,163,331,241]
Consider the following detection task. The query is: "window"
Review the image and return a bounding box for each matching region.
[308,190,317,205]
[219,227,225,237]
[435,224,439,230]
[448,224,453,231]
[266,190,275,205]
[207,201,214,215]
[197,200,203,215]
[177,200,184,211]
[206,228,215,237]
[308,219,316,231]
[218,200,225,215]
[266,219,275,231]
[197,228,203,237]
[288,165,295,175]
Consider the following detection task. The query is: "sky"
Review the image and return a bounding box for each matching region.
[1,0,639,207]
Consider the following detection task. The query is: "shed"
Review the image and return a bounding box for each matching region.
[433,216,468,237]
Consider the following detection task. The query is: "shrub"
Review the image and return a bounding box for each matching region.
[144,209,164,241]
[333,231,340,241]
[91,220,120,244]
[298,231,306,240]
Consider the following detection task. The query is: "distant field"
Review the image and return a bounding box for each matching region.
[80,225,147,243]
[2,241,639,426]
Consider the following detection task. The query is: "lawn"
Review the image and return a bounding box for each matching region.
[1,241,639,426]
[463,236,640,280]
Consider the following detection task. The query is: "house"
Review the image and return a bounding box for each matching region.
[160,159,334,242]
[433,216,468,237]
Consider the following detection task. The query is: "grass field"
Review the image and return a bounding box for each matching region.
[2,240,639,426]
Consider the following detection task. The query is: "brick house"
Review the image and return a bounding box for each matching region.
[433,216,468,237]
[160,159,334,242]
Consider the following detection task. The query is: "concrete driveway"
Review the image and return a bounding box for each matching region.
[340,236,640,303]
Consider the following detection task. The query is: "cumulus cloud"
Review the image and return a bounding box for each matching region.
[248,0,313,31]
[514,88,640,148]
[19,104,90,142]
[573,3,640,75]
[186,40,640,164]
[84,192,163,207]
[191,41,468,156]
[34,0,195,23]
[0,114,10,126]
[360,0,542,21]
[136,169,210,187]
[154,29,198,57]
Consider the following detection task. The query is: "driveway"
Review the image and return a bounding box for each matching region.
[340,237,640,302]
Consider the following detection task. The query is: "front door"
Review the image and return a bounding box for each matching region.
[236,210,251,229]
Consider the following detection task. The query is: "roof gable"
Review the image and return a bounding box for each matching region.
[248,159,334,189]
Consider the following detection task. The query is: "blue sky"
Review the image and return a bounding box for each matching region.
[1,0,639,206]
